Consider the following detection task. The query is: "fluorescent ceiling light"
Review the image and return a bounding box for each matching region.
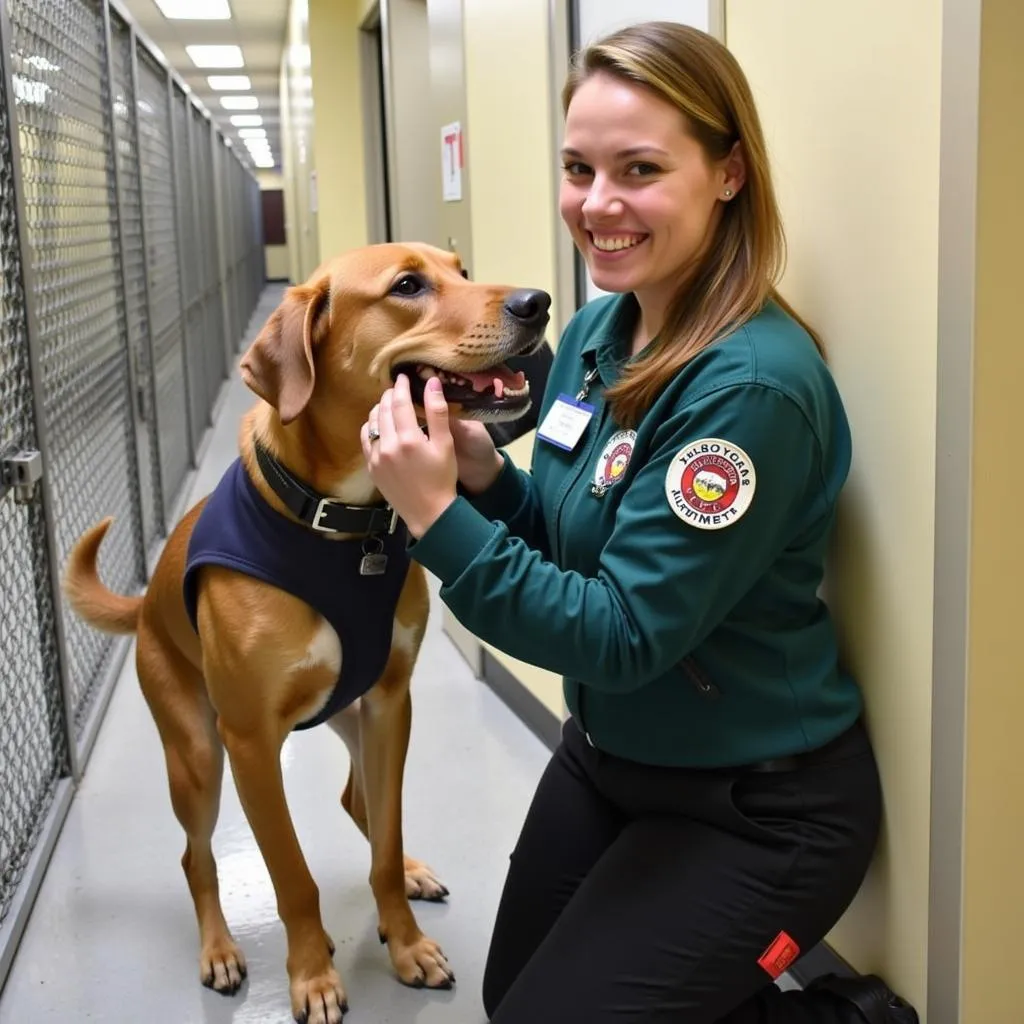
[220,96,258,110]
[245,142,272,155]
[208,75,250,90]
[237,128,266,139]
[253,155,275,168]
[229,114,263,127]
[185,45,244,69]
[155,0,231,19]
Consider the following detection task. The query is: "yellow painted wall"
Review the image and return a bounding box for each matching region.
[725,0,941,1004]
[461,0,565,718]
[961,3,1024,1019]
[281,0,368,276]
[308,0,369,262]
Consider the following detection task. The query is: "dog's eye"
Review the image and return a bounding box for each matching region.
[459,268,469,279]
[390,274,427,297]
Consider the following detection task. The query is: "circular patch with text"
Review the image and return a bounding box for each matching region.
[594,429,637,490]
[664,438,756,529]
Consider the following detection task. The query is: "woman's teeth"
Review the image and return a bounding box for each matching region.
[591,234,646,251]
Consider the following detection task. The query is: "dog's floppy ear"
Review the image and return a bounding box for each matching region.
[239,277,331,424]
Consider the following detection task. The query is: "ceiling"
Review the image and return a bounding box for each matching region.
[116,0,289,171]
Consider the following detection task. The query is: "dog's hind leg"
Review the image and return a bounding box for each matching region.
[136,627,246,995]
[328,703,448,902]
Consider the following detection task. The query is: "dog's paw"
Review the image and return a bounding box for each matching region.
[290,964,348,1024]
[389,933,456,990]
[404,856,449,902]
[199,935,248,995]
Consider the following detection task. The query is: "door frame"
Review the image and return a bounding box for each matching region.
[359,1,393,244]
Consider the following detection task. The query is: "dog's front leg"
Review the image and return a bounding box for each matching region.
[220,724,348,1023]
[360,675,455,990]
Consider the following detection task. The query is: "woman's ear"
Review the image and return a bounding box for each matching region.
[239,276,331,424]
[722,139,747,198]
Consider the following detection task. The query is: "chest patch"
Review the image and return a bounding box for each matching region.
[593,429,637,491]
[664,437,756,530]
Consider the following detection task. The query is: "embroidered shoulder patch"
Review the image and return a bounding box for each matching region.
[664,438,756,530]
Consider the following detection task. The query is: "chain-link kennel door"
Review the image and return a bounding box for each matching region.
[136,44,191,522]
[6,0,147,744]
[0,3,73,969]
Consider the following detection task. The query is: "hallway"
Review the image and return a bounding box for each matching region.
[0,287,553,1024]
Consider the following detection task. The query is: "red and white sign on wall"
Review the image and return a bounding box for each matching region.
[441,121,463,202]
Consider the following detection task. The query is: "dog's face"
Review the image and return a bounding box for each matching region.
[239,242,551,427]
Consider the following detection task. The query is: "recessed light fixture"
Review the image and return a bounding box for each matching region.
[229,114,263,127]
[219,96,258,110]
[185,45,244,69]
[155,0,231,19]
[237,128,266,139]
[252,154,275,168]
[208,75,250,90]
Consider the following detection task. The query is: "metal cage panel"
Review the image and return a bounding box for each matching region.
[7,0,145,733]
[0,42,70,932]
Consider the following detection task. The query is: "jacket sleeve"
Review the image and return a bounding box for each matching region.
[460,448,552,560]
[409,383,831,692]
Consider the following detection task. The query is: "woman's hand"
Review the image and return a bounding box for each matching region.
[449,418,504,495]
[361,374,458,539]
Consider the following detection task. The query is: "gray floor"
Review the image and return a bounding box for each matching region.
[0,288,553,1024]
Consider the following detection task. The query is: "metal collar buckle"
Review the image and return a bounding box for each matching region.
[311,498,398,535]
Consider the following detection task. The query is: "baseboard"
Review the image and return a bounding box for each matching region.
[480,649,562,752]
[479,649,858,990]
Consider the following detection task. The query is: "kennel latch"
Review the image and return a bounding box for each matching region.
[0,448,43,505]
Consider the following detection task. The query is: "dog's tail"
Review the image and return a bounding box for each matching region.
[62,517,142,635]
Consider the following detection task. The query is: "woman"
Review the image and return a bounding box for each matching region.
[361,21,918,1024]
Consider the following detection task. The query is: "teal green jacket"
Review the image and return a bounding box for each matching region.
[410,292,863,768]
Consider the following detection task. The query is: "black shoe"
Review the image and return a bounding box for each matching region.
[804,973,919,1024]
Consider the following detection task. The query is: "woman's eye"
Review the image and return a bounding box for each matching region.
[628,162,661,176]
[391,274,426,297]
[562,161,591,176]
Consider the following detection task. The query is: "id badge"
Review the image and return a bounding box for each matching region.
[537,393,595,452]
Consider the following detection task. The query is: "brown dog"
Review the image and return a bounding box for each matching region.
[61,243,550,1024]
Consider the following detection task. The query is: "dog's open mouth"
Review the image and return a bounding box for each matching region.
[392,362,531,419]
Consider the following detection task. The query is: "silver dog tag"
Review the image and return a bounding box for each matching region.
[360,552,388,576]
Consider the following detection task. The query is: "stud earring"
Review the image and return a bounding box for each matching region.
[723,188,734,199]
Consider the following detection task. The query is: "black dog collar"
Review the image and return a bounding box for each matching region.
[254,441,398,536]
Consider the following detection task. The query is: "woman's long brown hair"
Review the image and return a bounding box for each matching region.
[562,21,824,428]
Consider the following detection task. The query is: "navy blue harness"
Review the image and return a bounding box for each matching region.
[182,457,412,731]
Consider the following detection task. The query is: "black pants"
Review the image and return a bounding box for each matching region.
[483,716,882,1023]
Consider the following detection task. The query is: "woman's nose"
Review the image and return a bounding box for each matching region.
[582,175,621,218]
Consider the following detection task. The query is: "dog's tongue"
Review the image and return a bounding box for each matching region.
[462,367,526,398]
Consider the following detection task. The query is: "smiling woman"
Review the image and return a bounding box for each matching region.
[362,19,920,1024]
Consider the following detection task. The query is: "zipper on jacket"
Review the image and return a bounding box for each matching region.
[681,656,720,699]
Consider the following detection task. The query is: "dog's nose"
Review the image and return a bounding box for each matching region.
[504,289,552,326]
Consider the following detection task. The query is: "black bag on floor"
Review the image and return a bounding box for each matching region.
[485,341,554,447]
